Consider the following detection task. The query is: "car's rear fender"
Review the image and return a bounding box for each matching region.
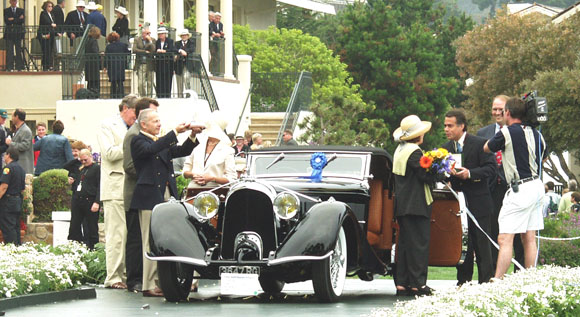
[270,201,361,267]
[149,201,207,262]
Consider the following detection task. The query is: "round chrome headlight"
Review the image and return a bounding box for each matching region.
[273,192,299,220]
[193,192,220,220]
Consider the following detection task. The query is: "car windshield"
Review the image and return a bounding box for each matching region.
[250,153,365,179]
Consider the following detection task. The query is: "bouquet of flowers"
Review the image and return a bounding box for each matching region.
[419,148,455,175]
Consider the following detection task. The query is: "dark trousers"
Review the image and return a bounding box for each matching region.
[396,215,431,288]
[125,208,143,289]
[110,80,124,98]
[155,66,173,98]
[68,196,99,250]
[0,196,22,245]
[87,80,100,97]
[6,39,23,70]
[40,38,54,70]
[457,215,494,284]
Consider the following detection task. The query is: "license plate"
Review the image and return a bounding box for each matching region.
[219,266,260,276]
[220,273,260,296]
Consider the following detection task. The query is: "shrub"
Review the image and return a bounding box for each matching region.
[539,213,580,267]
[32,169,72,222]
[176,174,189,199]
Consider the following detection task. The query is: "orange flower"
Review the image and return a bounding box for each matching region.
[420,155,433,169]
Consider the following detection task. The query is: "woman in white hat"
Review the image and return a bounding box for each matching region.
[391,114,436,297]
[112,6,129,44]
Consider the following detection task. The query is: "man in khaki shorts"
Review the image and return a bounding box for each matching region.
[484,97,547,278]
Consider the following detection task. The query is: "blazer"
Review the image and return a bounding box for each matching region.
[0,126,9,156]
[86,11,106,35]
[393,149,435,218]
[33,133,74,175]
[130,131,198,210]
[52,5,65,26]
[97,115,131,201]
[183,139,237,189]
[84,37,100,82]
[9,123,34,174]
[4,6,25,40]
[64,9,88,38]
[112,17,129,38]
[37,10,56,39]
[132,35,156,70]
[174,39,196,75]
[209,21,223,37]
[477,123,506,186]
[122,123,139,211]
[71,163,101,205]
[105,41,129,81]
[442,133,496,218]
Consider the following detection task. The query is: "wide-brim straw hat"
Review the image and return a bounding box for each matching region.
[178,29,191,37]
[393,115,432,142]
[86,1,97,10]
[157,26,169,34]
[115,6,129,16]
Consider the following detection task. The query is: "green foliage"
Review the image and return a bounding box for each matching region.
[539,213,580,267]
[81,242,107,284]
[299,95,389,146]
[233,24,361,112]
[184,5,196,31]
[32,169,72,222]
[176,175,189,199]
[333,1,458,153]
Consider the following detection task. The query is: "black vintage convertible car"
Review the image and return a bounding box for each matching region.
[146,146,466,302]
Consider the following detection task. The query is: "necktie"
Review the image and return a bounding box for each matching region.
[79,12,84,24]
[496,151,502,166]
[13,7,16,14]
[456,142,463,153]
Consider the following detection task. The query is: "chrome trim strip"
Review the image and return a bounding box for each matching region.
[145,254,209,267]
[267,251,334,266]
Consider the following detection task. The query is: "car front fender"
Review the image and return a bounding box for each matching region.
[149,201,207,264]
[270,201,361,264]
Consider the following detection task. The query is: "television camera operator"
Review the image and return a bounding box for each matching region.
[484,96,547,278]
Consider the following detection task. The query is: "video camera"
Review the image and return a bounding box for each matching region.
[521,91,548,128]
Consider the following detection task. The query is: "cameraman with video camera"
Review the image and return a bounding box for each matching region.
[484,96,547,278]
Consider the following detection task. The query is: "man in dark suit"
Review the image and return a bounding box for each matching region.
[175,29,196,97]
[477,95,525,272]
[443,109,495,284]
[130,108,203,297]
[154,26,175,98]
[4,0,25,71]
[53,0,66,27]
[64,1,88,45]
[122,98,159,293]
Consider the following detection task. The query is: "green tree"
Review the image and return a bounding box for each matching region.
[455,12,580,181]
[184,5,196,31]
[233,24,361,110]
[333,0,457,152]
[299,95,389,146]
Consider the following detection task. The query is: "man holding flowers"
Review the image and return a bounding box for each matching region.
[392,115,438,296]
[443,109,496,284]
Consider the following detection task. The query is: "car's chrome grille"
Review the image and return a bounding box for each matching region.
[221,189,276,259]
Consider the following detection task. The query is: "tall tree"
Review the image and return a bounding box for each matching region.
[333,0,457,152]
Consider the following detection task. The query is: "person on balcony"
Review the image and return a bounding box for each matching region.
[4,0,25,71]
[53,0,65,29]
[105,32,129,99]
[209,12,224,74]
[112,6,129,44]
[133,26,156,97]
[34,120,73,176]
[86,2,106,36]
[175,29,196,98]
[38,1,57,71]
[85,26,101,96]
[154,26,175,98]
[64,1,88,46]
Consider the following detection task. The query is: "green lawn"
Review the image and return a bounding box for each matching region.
[378,264,514,280]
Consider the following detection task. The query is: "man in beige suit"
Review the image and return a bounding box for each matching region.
[97,94,138,289]
[133,27,156,97]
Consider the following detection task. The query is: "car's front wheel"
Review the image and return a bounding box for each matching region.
[312,226,347,302]
[158,261,194,302]
[259,277,285,294]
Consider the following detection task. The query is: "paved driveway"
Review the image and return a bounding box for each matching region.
[7,279,456,317]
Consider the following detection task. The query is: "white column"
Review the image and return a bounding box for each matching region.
[129,0,139,32]
[170,0,184,32]
[221,0,234,79]
[196,0,209,71]
[144,0,159,38]
[104,3,114,35]
[236,55,253,135]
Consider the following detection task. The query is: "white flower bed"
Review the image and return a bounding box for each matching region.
[372,266,580,316]
[0,242,89,298]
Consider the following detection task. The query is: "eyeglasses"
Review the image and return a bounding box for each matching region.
[80,159,89,163]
